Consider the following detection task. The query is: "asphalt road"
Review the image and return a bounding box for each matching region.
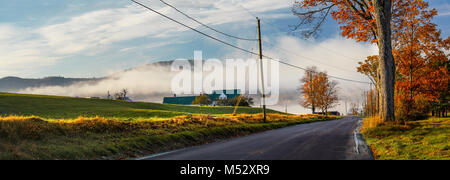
[141,116,372,160]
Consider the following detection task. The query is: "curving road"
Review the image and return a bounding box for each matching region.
[140,116,373,160]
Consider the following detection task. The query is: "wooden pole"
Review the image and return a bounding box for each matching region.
[257,17,267,123]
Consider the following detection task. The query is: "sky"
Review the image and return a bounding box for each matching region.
[1,0,449,114]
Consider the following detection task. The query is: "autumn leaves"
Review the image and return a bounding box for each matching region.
[358,0,449,121]
[299,67,339,115]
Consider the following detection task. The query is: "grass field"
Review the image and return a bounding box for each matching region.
[0,92,339,160]
[0,92,281,120]
[362,117,450,160]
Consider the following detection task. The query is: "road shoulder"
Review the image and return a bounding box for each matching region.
[354,118,375,160]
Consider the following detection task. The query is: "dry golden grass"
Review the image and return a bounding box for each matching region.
[0,113,334,140]
[361,116,384,133]
[170,113,332,125]
[0,113,338,159]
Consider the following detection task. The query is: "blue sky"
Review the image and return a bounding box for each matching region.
[0,0,448,79]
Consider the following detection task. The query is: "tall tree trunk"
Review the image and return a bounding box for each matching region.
[373,0,395,122]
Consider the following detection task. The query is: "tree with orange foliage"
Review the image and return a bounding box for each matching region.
[293,0,395,122]
[357,56,379,86]
[300,67,339,115]
[299,67,319,114]
[315,72,339,114]
[356,0,449,120]
[391,0,449,120]
[357,55,380,114]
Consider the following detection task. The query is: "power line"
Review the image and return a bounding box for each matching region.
[262,40,364,74]
[239,4,371,79]
[159,0,258,41]
[239,4,363,61]
[239,4,282,33]
[269,58,371,84]
[131,0,371,85]
[131,0,258,56]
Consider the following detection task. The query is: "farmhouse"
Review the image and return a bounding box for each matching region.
[163,89,241,106]
[314,111,341,116]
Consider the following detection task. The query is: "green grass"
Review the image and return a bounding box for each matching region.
[0,92,281,120]
[0,92,339,160]
[362,117,450,160]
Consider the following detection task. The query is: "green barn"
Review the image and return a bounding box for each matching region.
[163,90,241,106]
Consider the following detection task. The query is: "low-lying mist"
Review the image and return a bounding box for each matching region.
[16,36,375,114]
[19,64,175,102]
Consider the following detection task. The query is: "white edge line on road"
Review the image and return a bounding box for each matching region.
[354,118,362,154]
[134,149,184,160]
[353,118,375,160]
[354,131,360,154]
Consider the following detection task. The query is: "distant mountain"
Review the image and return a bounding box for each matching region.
[0,76,100,92]
[123,60,195,72]
[0,60,194,93]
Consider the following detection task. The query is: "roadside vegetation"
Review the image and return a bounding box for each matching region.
[0,114,338,160]
[362,117,449,160]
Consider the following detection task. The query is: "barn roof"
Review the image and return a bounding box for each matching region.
[163,89,241,105]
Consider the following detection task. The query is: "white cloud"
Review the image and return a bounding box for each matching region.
[263,36,377,89]
[228,35,378,114]
[0,0,294,77]
[436,2,450,16]
[0,25,60,76]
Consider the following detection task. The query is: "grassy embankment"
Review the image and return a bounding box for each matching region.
[362,117,449,160]
[0,93,339,160]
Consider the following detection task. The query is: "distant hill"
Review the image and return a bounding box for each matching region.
[0,60,195,93]
[123,60,195,72]
[0,76,100,92]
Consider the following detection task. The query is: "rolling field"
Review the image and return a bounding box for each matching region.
[0,92,339,160]
[0,92,280,120]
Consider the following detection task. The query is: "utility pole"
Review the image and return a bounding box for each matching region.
[257,17,267,123]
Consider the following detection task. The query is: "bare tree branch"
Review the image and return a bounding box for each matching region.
[291,4,335,38]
